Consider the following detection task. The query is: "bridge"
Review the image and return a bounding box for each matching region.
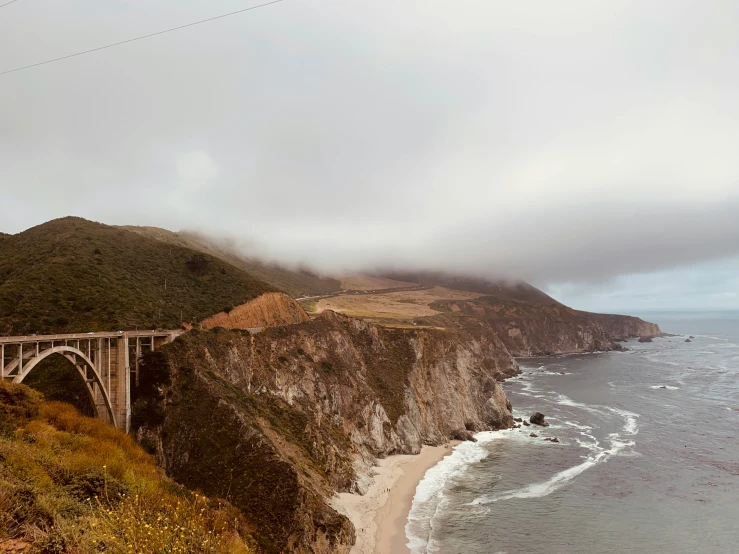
[0,330,182,432]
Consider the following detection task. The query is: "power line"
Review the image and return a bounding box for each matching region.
[0,0,285,76]
[0,0,21,9]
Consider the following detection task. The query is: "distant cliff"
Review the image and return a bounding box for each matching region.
[430,297,662,356]
[579,311,663,339]
[133,311,516,553]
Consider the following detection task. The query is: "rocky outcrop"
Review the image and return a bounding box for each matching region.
[530,412,549,426]
[200,291,310,330]
[133,311,515,553]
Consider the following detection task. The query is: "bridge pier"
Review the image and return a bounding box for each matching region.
[0,330,181,432]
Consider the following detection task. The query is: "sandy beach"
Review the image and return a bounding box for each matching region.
[333,442,460,554]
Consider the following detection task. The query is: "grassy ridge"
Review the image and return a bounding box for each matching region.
[0,217,277,335]
[123,226,341,298]
[0,381,253,553]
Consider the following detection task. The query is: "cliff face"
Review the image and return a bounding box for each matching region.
[579,311,663,339]
[429,297,663,356]
[200,292,310,330]
[434,298,614,356]
[133,311,516,553]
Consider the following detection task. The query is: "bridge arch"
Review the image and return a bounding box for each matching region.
[13,345,117,427]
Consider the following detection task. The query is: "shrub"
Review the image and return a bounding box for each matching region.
[0,381,254,553]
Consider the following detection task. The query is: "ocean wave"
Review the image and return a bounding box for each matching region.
[406,432,504,553]
[468,402,639,506]
[470,426,636,505]
[564,420,593,431]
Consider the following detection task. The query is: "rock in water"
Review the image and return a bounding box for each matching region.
[522,420,530,426]
[514,417,523,422]
[685,338,692,343]
[529,432,538,438]
[530,412,550,427]
[689,335,695,339]
[638,336,653,343]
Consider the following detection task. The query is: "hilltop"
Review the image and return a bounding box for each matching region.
[0,217,276,335]
[122,226,341,298]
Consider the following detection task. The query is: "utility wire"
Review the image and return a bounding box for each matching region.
[0,0,284,76]
[0,0,21,9]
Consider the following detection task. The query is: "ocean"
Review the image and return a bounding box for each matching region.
[406,312,739,553]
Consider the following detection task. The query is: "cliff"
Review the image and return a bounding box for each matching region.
[200,292,311,330]
[133,311,516,553]
[579,311,663,339]
[431,298,614,356]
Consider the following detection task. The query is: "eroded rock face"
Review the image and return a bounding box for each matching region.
[200,292,310,330]
[134,311,516,553]
[430,299,662,356]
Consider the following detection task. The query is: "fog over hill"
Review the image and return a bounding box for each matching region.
[2,1,738,309]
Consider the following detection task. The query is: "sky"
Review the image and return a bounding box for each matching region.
[1,0,738,312]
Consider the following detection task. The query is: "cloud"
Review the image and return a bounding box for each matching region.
[1,0,738,296]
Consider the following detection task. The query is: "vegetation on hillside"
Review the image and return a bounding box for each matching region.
[0,381,253,553]
[123,226,341,298]
[22,356,96,417]
[0,217,277,335]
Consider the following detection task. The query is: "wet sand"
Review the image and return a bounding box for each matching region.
[333,442,460,554]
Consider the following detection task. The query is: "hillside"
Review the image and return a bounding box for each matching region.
[133,313,516,553]
[0,380,254,553]
[123,226,342,298]
[200,292,310,330]
[305,271,662,354]
[0,217,276,335]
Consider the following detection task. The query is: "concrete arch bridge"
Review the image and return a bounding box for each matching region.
[0,330,182,431]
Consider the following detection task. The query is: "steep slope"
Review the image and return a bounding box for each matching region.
[200,292,310,330]
[133,312,516,553]
[123,226,342,298]
[0,381,254,553]
[579,311,663,339]
[0,217,276,335]
[378,271,663,354]
[431,298,614,355]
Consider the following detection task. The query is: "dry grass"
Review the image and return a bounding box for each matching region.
[0,382,253,553]
[315,286,482,322]
[337,274,418,291]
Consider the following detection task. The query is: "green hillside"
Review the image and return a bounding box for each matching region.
[123,226,341,298]
[0,217,276,335]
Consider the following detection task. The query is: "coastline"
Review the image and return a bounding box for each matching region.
[334,442,460,554]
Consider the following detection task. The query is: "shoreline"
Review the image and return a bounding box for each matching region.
[333,442,460,554]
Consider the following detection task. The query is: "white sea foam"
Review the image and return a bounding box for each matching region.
[406,432,504,553]
[471,428,635,505]
[564,420,593,431]
[468,399,639,506]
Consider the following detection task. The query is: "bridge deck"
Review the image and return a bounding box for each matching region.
[0,330,184,344]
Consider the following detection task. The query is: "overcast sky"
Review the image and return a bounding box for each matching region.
[1,0,738,312]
